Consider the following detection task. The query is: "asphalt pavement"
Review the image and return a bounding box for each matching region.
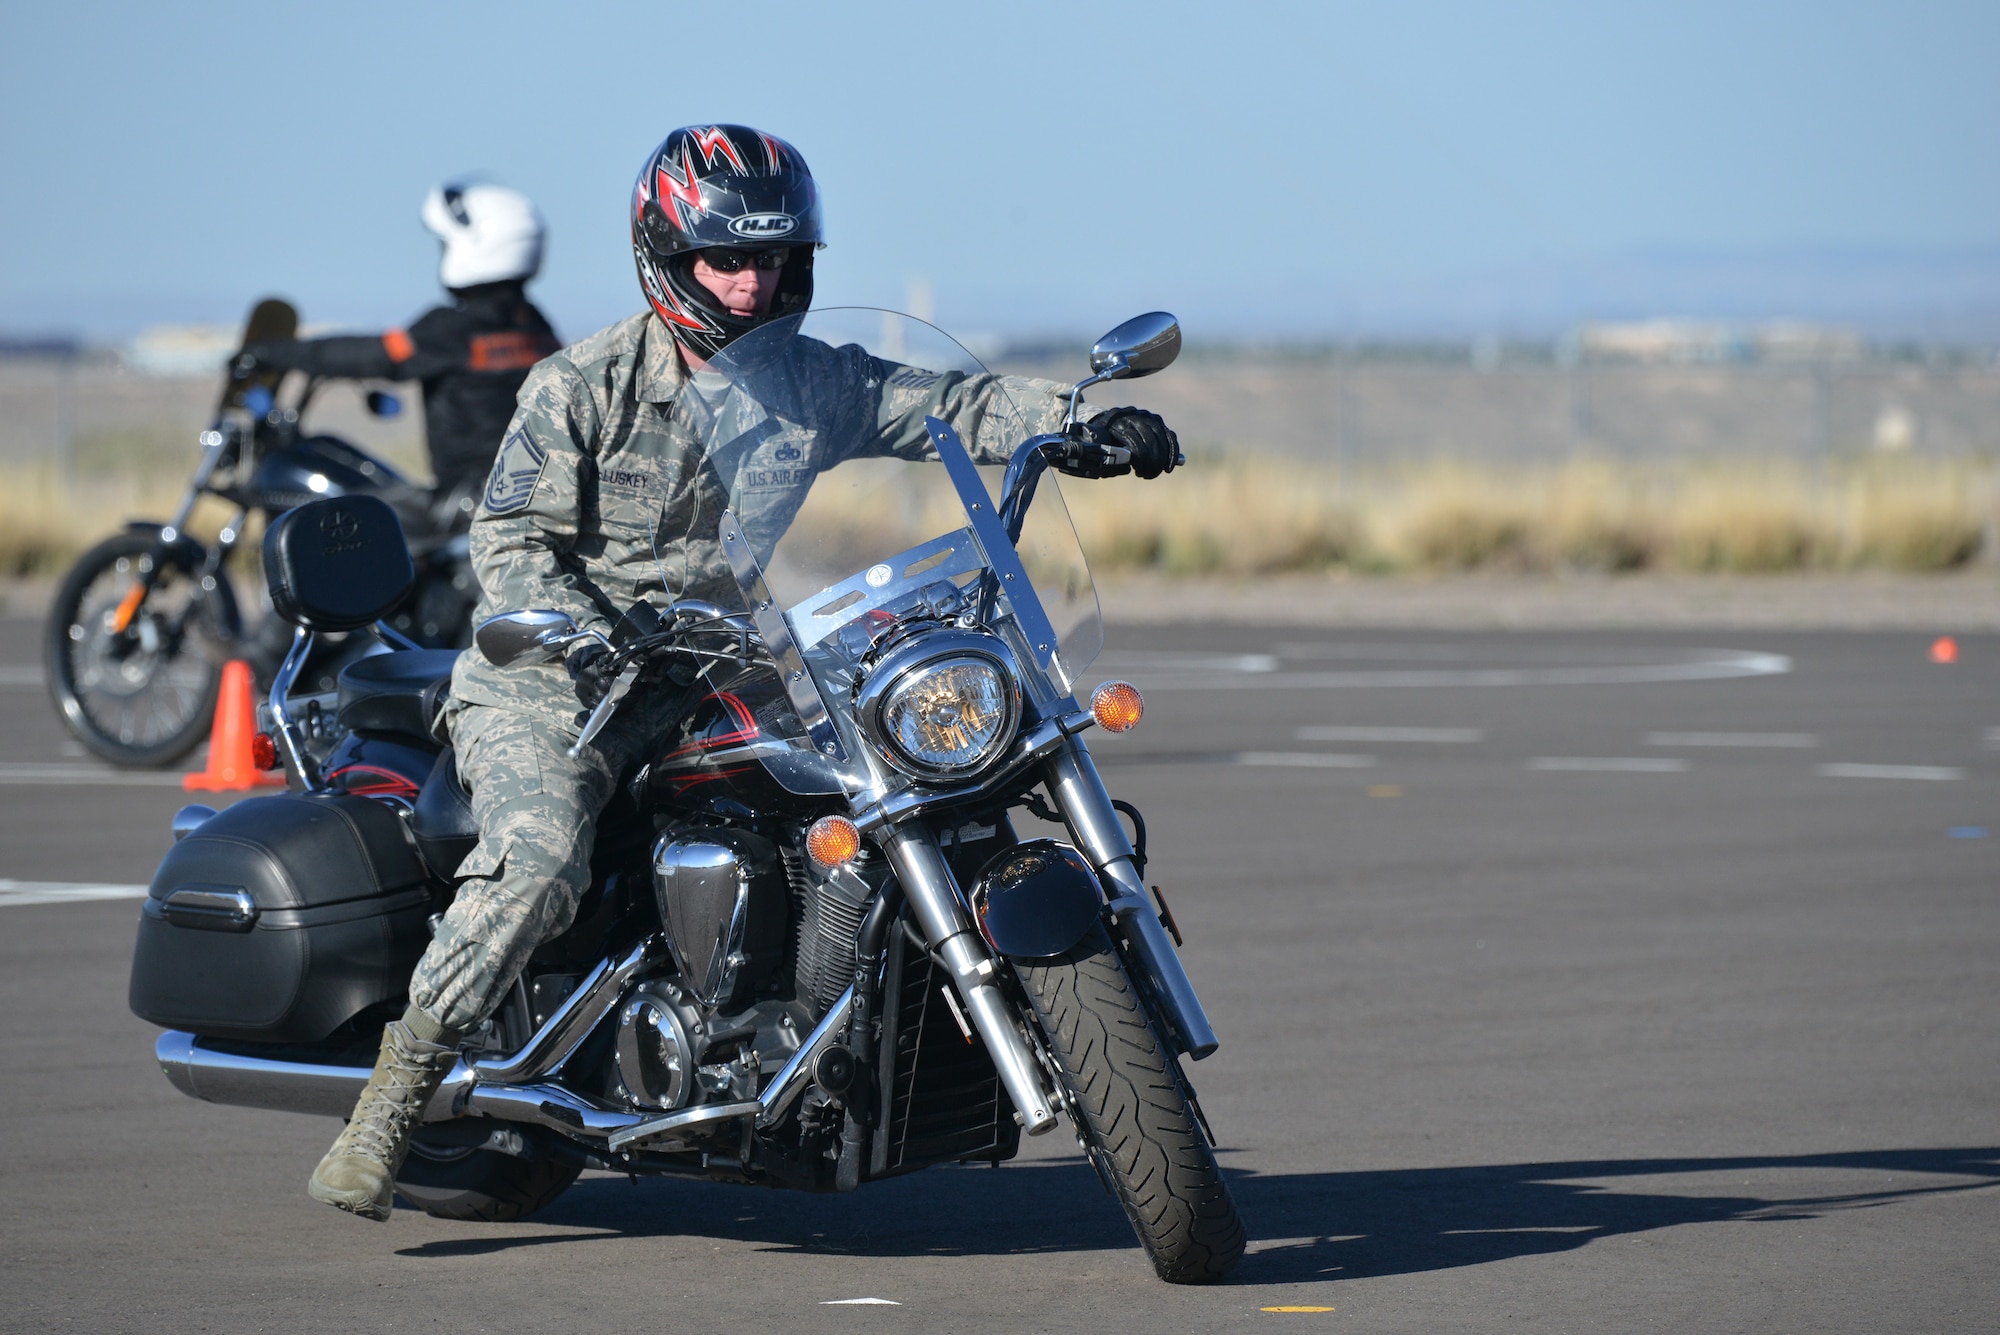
[2,614,1996,1332]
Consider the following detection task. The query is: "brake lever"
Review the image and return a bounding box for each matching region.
[568,660,643,757]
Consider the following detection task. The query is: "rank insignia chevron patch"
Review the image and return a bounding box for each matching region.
[485,426,547,515]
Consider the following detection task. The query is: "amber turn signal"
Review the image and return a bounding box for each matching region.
[806,815,862,868]
[1090,680,1144,733]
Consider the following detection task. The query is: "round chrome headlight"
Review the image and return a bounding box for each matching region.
[859,634,1022,781]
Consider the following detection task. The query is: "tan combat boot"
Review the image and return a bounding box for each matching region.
[307,1008,461,1221]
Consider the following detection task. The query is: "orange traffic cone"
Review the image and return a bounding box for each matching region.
[184,659,288,791]
[1929,636,1959,665]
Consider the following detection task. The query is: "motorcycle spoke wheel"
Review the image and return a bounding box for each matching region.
[1015,924,1245,1284]
[45,532,225,768]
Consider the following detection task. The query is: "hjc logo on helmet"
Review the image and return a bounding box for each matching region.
[729,213,797,239]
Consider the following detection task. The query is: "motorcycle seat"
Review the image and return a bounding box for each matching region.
[408,746,479,880]
[336,649,460,744]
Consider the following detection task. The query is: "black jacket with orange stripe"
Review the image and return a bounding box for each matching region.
[243,281,560,499]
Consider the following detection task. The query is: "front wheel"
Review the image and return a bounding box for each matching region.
[44,530,230,767]
[1015,925,1244,1284]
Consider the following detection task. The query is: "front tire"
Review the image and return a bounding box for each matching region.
[1015,925,1244,1284]
[44,531,227,767]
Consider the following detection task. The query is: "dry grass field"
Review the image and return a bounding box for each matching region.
[1062,453,1995,577]
[8,452,1986,586]
[0,359,1994,582]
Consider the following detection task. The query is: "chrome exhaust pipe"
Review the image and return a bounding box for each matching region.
[156,1031,649,1137]
[471,938,661,1085]
[155,930,861,1147]
[158,1031,371,1119]
[158,1032,479,1121]
[463,1082,646,1138]
[156,938,667,1122]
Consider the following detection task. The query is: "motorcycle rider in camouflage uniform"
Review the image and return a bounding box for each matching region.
[308,124,1183,1221]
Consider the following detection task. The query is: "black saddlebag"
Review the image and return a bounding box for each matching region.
[129,791,432,1043]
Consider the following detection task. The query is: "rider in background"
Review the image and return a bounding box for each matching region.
[239,182,561,511]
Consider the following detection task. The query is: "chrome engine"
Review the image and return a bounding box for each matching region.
[611,985,702,1111]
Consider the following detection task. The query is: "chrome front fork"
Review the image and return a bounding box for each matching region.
[876,824,1060,1135]
[1042,741,1220,1059]
[873,734,1221,1137]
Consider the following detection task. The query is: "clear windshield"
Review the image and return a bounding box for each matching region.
[660,308,1102,792]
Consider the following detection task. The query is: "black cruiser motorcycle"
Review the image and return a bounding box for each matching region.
[130,310,1243,1283]
[46,298,479,767]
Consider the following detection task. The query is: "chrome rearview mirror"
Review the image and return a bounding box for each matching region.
[475,609,579,667]
[1089,311,1181,380]
[1066,312,1183,425]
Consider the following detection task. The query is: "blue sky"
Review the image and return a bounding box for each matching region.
[3,0,1996,341]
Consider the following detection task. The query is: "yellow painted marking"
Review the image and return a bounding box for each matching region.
[1262,1307,1335,1313]
[1367,784,1403,797]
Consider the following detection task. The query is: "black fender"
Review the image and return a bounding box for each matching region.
[966,838,1104,959]
[119,521,243,640]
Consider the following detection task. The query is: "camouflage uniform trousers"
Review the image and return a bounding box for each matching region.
[405,691,677,1033]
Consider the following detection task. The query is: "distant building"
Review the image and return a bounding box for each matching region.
[125,325,239,377]
[1577,318,1860,365]
[124,321,357,377]
[1752,321,1864,363]
[0,335,82,360]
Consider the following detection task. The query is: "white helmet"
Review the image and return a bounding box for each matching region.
[421,182,545,289]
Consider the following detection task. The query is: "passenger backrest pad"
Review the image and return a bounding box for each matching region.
[263,495,415,632]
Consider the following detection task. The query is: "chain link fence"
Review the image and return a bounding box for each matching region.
[1002,355,2000,466]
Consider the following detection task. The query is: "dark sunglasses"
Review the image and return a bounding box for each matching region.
[700,246,792,274]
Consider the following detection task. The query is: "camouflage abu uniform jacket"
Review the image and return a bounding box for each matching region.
[449,311,1079,729]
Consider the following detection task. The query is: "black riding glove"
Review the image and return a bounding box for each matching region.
[1087,407,1181,479]
[566,642,615,712]
[1052,431,1131,479]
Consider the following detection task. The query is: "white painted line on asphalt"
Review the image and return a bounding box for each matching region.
[821,1298,901,1306]
[0,665,44,687]
[0,880,148,907]
[0,764,189,787]
[1107,649,1791,691]
[1645,731,1819,748]
[1236,752,1377,769]
[1094,651,1277,674]
[1983,727,2000,750]
[1527,757,1690,773]
[1296,726,1484,744]
[1817,763,1965,782]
